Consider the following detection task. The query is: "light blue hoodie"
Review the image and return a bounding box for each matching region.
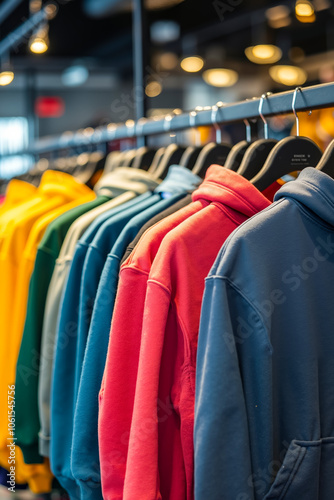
[195,168,334,500]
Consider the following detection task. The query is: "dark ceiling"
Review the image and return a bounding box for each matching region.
[1,0,334,77]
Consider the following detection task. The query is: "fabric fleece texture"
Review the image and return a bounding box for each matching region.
[38,194,146,458]
[98,165,271,500]
[120,194,192,265]
[195,167,334,500]
[14,195,108,467]
[72,166,201,500]
[0,171,91,493]
[50,169,160,499]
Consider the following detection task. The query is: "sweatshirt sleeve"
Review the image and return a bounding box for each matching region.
[123,281,185,500]
[71,255,119,500]
[194,276,267,500]
[15,248,56,465]
[98,268,151,500]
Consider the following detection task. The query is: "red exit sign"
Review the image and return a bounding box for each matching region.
[35,96,65,118]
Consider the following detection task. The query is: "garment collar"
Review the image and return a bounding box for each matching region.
[192,165,271,217]
[155,165,201,196]
[38,170,93,198]
[95,167,160,198]
[275,167,334,227]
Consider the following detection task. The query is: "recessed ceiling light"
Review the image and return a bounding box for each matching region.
[0,71,14,86]
[202,68,238,87]
[269,65,307,86]
[145,81,162,97]
[245,45,282,64]
[180,56,204,73]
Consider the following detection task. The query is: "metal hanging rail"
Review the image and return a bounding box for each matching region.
[4,81,334,157]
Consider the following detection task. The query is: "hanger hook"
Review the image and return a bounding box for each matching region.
[164,113,176,144]
[244,119,251,143]
[292,86,302,137]
[211,102,224,144]
[258,92,272,139]
[189,110,201,147]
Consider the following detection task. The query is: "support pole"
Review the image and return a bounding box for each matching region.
[132,0,148,147]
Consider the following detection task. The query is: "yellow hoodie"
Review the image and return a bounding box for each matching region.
[0,171,95,493]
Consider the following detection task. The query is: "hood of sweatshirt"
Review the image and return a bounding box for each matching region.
[192,164,270,217]
[155,165,201,196]
[274,167,334,228]
[95,167,160,198]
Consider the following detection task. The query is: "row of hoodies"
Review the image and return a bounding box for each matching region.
[0,157,333,500]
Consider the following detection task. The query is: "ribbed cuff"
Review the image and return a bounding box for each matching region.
[19,442,44,464]
[78,479,104,500]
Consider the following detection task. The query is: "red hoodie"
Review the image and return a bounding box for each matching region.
[99,166,271,500]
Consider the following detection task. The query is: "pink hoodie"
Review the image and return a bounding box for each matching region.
[99,166,271,499]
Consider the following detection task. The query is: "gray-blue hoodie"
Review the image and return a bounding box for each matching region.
[195,167,334,500]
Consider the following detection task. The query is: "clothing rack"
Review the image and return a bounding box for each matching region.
[5,81,333,158]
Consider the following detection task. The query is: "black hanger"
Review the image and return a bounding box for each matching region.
[236,94,278,180]
[225,120,253,171]
[146,147,166,175]
[192,105,231,178]
[179,146,202,170]
[224,141,250,171]
[132,146,157,171]
[251,88,322,192]
[192,142,231,178]
[237,139,278,179]
[153,143,187,179]
[316,139,334,177]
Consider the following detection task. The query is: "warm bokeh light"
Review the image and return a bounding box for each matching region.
[29,37,49,53]
[202,68,238,87]
[295,0,314,16]
[269,65,307,86]
[145,81,162,97]
[180,56,204,73]
[245,45,282,64]
[295,0,316,21]
[159,52,179,70]
[0,71,14,86]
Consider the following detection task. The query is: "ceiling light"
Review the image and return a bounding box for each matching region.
[269,65,307,86]
[295,0,316,21]
[29,0,42,13]
[62,65,89,86]
[180,56,204,73]
[45,2,58,20]
[245,45,282,64]
[29,24,49,54]
[29,37,48,53]
[295,0,314,16]
[202,68,238,87]
[0,71,14,86]
[158,52,179,70]
[145,81,162,97]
